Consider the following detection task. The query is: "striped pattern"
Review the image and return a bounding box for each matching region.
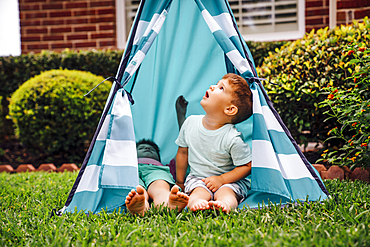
[62,0,328,214]
[65,90,137,213]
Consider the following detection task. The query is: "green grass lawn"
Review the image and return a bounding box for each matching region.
[1,172,369,246]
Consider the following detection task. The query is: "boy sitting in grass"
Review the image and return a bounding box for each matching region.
[175,73,252,213]
[125,96,190,216]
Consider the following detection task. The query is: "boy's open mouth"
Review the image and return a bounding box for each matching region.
[205,91,209,98]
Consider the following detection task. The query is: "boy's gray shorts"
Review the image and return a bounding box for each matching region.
[184,175,245,203]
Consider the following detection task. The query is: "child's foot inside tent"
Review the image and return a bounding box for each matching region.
[168,185,189,212]
[189,199,210,212]
[125,185,148,216]
[208,200,231,213]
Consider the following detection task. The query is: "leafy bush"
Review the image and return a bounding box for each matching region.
[246,41,288,67]
[318,42,370,168]
[9,69,111,165]
[0,49,123,139]
[258,17,370,146]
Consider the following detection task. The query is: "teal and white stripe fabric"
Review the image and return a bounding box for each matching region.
[63,0,328,214]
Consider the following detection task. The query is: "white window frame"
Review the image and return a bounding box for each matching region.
[231,0,305,42]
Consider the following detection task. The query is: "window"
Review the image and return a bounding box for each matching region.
[229,0,305,41]
[119,0,304,44]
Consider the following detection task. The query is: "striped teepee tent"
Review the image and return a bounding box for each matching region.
[60,0,328,214]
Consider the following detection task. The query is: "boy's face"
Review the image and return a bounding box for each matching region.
[137,144,160,161]
[200,79,235,115]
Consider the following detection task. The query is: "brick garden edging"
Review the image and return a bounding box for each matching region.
[0,163,79,173]
[1,163,368,182]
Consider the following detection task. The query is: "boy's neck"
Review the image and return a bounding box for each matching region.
[202,114,231,130]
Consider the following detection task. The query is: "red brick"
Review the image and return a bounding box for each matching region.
[57,163,79,172]
[100,40,115,47]
[37,163,57,172]
[50,10,72,18]
[0,165,14,173]
[327,165,344,180]
[51,42,73,49]
[306,1,324,8]
[90,16,115,23]
[355,9,370,19]
[91,32,114,39]
[306,8,329,17]
[97,8,115,15]
[21,20,41,27]
[65,2,88,9]
[342,166,352,179]
[306,17,324,25]
[20,4,40,11]
[42,3,63,10]
[16,164,36,173]
[44,35,64,41]
[66,18,89,25]
[337,0,362,9]
[337,11,346,21]
[24,0,47,3]
[26,27,48,34]
[349,168,370,182]
[99,24,114,31]
[25,12,47,19]
[22,36,41,42]
[75,41,97,48]
[27,43,49,50]
[42,19,64,25]
[91,1,115,8]
[51,27,72,33]
[74,25,96,32]
[73,9,96,17]
[67,34,88,40]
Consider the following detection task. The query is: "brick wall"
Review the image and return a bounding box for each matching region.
[305,0,330,32]
[337,0,370,25]
[305,0,370,32]
[19,0,116,54]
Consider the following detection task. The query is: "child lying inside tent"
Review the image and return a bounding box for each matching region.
[125,96,190,216]
[176,73,252,213]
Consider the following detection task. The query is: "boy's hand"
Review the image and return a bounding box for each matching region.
[202,176,225,192]
[176,182,185,192]
[176,95,188,116]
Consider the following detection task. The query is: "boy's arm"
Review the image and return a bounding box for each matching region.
[202,161,251,192]
[175,146,189,191]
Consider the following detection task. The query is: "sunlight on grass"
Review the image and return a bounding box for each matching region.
[0,172,369,246]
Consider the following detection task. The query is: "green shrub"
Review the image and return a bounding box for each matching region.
[9,69,112,165]
[318,42,370,168]
[246,41,288,67]
[258,17,370,146]
[0,49,123,139]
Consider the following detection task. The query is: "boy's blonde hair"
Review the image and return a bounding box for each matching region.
[223,73,253,124]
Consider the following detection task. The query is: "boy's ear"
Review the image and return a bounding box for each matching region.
[224,105,238,116]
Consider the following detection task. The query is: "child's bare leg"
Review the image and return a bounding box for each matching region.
[125,185,149,216]
[168,185,189,212]
[208,187,238,213]
[147,180,171,208]
[188,187,212,211]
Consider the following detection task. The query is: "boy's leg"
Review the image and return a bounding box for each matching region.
[125,185,150,216]
[209,187,238,213]
[188,187,212,211]
[147,180,189,212]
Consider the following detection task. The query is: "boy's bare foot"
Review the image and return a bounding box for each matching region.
[168,186,189,212]
[208,200,231,213]
[125,186,148,216]
[189,199,210,211]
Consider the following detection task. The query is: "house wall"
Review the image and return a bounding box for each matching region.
[19,0,116,54]
[18,0,370,54]
[305,0,370,32]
